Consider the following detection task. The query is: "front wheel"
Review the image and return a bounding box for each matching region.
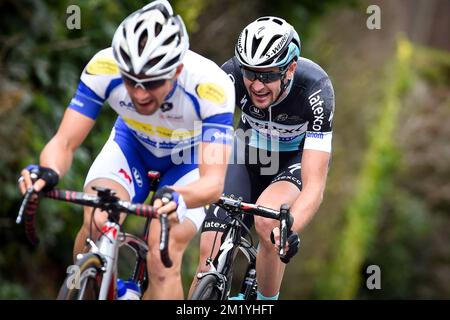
[190,274,223,300]
[57,254,104,300]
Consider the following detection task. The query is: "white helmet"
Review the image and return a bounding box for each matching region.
[112,0,189,79]
[235,16,300,69]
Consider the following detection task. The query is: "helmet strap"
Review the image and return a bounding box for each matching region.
[274,69,291,103]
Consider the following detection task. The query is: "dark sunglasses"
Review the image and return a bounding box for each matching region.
[240,67,286,84]
[121,73,167,90]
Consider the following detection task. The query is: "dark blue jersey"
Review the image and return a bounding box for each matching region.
[222,56,335,152]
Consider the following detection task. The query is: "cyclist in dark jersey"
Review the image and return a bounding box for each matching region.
[189,16,335,300]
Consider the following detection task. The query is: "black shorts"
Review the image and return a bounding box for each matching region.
[202,145,303,233]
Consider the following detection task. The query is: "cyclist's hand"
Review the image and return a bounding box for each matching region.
[18,165,59,195]
[270,227,300,264]
[153,186,185,225]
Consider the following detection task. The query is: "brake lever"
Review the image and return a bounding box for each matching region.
[159,196,173,268]
[278,204,290,257]
[16,188,34,224]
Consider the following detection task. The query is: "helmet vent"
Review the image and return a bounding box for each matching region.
[273,18,284,25]
[138,31,148,55]
[276,49,289,64]
[163,34,176,46]
[163,54,180,70]
[251,36,262,58]
[154,22,163,37]
[134,20,143,33]
[257,17,270,22]
[261,34,282,57]
[143,55,164,73]
[243,29,249,56]
[119,47,132,68]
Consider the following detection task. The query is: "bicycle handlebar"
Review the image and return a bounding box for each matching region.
[216,195,294,259]
[16,186,173,268]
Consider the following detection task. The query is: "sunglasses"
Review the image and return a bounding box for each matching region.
[121,73,167,90]
[241,67,286,84]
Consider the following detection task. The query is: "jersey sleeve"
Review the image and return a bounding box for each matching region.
[68,48,122,120]
[303,77,335,152]
[196,64,236,145]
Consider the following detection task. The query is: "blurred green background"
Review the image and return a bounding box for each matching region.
[1,0,449,299]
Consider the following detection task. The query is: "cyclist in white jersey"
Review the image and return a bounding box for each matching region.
[18,0,235,299]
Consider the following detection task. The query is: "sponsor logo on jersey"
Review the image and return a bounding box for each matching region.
[212,131,233,142]
[275,113,288,122]
[272,174,302,186]
[132,167,143,187]
[249,106,265,119]
[70,98,84,107]
[118,168,132,184]
[119,100,135,111]
[159,113,183,121]
[244,115,307,137]
[288,115,301,121]
[288,163,302,175]
[308,89,325,131]
[86,57,119,75]
[122,117,197,139]
[240,95,248,108]
[160,102,173,112]
[306,132,324,139]
[203,220,228,231]
[195,83,226,105]
[328,110,334,123]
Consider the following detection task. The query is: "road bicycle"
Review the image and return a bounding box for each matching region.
[16,171,171,300]
[190,194,293,300]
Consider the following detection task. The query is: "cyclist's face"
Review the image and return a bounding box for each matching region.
[123,65,183,116]
[242,62,296,109]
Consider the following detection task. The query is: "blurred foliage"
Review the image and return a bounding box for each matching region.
[316,37,412,298]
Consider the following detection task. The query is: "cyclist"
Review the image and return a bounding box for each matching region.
[190,16,335,300]
[17,0,235,300]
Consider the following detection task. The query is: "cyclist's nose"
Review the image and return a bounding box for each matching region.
[130,86,151,100]
[251,79,265,91]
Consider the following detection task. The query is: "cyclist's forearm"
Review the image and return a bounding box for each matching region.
[172,176,223,208]
[290,149,330,232]
[39,136,75,178]
[290,185,324,232]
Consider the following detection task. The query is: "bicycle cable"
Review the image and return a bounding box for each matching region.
[233,214,254,249]
[89,207,114,245]
[208,230,220,263]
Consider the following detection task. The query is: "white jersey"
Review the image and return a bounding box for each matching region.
[69,48,235,157]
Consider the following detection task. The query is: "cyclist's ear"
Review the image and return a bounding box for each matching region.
[173,64,184,80]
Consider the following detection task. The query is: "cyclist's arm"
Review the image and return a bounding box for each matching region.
[289,75,335,232]
[290,149,330,232]
[172,142,232,208]
[36,109,95,189]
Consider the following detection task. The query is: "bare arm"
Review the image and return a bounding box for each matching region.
[290,149,330,232]
[171,142,232,208]
[22,109,95,192]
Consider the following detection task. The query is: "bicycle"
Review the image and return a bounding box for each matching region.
[16,171,172,300]
[190,194,294,300]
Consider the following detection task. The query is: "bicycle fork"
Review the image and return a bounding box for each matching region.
[78,221,121,300]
